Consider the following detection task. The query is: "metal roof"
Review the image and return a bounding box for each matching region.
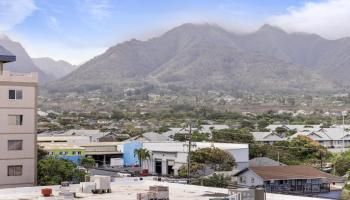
[0,45,16,63]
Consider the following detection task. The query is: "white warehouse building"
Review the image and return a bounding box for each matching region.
[124,141,249,176]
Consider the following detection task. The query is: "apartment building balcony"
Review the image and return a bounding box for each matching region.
[0,71,38,83]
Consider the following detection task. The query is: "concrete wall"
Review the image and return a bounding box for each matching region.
[0,86,35,108]
[0,108,35,133]
[0,134,35,159]
[0,159,35,187]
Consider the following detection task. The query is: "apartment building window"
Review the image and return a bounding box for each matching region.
[8,140,23,150]
[8,165,23,176]
[8,115,23,125]
[9,90,23,100]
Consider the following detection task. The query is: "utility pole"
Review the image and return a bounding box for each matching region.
[342,111,347,153]
[187,122,192,183]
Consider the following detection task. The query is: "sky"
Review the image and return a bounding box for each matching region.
[0,0,349,65]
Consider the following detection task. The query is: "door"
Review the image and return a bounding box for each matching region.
[155,159,162,174]
[167,160,174,175]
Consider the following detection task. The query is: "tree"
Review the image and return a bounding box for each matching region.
[275,127,287,135]
[212,128,254,144]
[178,163,205,178]
[192,174,231,188]
[191,147,235,171]
[38,157,85,185]
[37,146,48,161]
[134,148,151,168]
[334,150,350,176]
[250,136,330,166]
[80,157,96,172]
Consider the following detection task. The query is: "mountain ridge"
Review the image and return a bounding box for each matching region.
[49,23,350,93]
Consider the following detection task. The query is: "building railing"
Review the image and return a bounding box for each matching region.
[0,70,38,83]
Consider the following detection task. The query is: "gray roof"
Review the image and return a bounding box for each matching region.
[0,45,16,63]
[252,132,287,142]
[292,127,350,141]
[266,124,321,132]
[249,157,286,167]
[143,132,173,142]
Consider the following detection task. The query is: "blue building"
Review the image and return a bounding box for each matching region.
[123,141,143,166]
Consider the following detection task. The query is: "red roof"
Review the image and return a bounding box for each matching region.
[242,165,331,181]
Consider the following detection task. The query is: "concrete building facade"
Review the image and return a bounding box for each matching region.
[0,45,37,188]
[123,141,249,176]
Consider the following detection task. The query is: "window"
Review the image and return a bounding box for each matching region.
[8,115,23,125]
[8,140,23,150]
[9,90,23,100]
[72,151,76,155]
[59,151,67,155]
[251,177,255,184]
[8,165,22,176]
[239,176,247,184]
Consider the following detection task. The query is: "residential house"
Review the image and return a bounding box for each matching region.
[127,132,173,142]
[292,128,350,149]
[252,132,287,144]
[234,165,344,194]
[162,124,229,138]
[266,124,321,133]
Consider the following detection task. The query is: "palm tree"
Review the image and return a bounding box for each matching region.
[134,148,151,169]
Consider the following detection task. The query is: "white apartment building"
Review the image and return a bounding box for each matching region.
[0,45,37,188]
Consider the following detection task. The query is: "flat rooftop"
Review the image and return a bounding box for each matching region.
[0,178,326,200]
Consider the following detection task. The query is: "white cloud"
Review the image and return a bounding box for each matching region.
[0,0,37,31]
[269,0,350,40]
[82,0,112,21]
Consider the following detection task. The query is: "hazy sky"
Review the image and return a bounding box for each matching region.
[1,0,349,65]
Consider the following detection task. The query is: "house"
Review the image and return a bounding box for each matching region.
[234,165,344,194]
[0,45,37,188]
[266,124,321,133]
[249,157,286,167]
[127,132,173,142]
[251,132,287,144]
[123,141,249,176]
[162,124,229,138]
[292,128,350,149]
[98,132,130,142]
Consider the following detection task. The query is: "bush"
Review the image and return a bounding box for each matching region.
[38,157,86,185]
[192,174,231,188]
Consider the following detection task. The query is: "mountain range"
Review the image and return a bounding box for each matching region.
[3,23,350,94]
[0,35,53,82]
[33,57,77,79]
[51,23,347,94]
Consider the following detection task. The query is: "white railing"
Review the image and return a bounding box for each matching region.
[0,70,38,82]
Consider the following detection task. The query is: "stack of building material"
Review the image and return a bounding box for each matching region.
[79,182,96,193]
[136,186,169,200]
[90,175,112,194]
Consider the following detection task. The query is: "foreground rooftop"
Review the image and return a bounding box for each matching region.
[0,178,326,200]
